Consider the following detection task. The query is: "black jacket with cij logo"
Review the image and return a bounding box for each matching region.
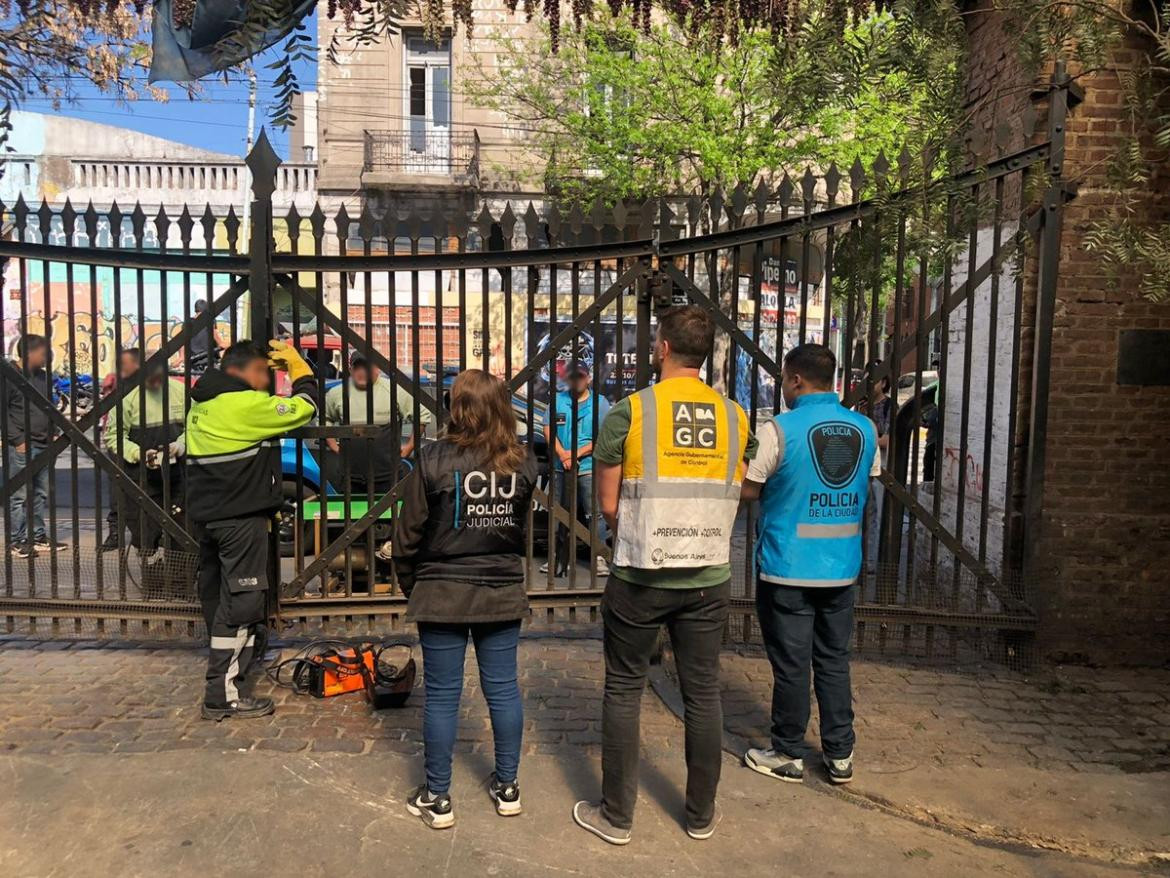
[394,438,537,624]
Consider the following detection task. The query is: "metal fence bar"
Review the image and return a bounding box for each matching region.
[0,95,1073,651]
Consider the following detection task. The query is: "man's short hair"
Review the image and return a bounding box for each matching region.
[119,348,142,363]
[220,340,268,372]
[657,305,714,368]
[17,334,47,358]
[194,299,208,313]
[783,343,836,389]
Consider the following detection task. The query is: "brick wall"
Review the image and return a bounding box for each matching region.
[346,304,463,368]
[963,0,1170,664]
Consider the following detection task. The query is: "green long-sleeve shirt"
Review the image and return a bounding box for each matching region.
[103,378,188,464]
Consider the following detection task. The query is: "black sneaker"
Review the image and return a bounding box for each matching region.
[823,751,854,784]
[686,803,722,841]
[573,801,631,846]
[744,747,804,783]
[488,773,522,817]
[35,538,68,552]
[406,785,454,830]
[200,696,275,721]
[99,532,122,552]
[10,541,36,559]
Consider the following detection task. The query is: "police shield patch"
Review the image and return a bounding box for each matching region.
[807,421,864,488]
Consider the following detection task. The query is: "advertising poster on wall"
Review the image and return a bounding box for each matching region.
[529,319,644,404]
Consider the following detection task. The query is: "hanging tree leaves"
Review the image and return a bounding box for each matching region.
[0,0,904,139]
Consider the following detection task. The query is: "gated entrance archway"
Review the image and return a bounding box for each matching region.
[0,72,1073,665]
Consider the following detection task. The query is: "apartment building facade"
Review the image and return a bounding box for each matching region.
[315,0,540,212]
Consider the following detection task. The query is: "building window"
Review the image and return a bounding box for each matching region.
[404,34,452,173]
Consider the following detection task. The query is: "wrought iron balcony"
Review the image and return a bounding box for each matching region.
[362,130,480,186]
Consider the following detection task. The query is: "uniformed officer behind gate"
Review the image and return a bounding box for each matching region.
[739,343,879,786]
[573,305,757,846]
[185,340,319,720]
[102,359,188,557]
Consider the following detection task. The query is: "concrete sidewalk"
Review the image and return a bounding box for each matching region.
[0,747,1141,877]
[0,638,1166,876]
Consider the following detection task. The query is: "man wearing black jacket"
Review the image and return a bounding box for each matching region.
[185,340,318,720]
[3,334,59,558]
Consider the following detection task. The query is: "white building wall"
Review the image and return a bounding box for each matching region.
[915,221,1020,594]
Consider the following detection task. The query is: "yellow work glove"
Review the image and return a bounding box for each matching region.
[267,339,313,384]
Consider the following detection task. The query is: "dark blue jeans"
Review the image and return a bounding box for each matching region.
[755,582,856,760]
[419,620,523,795]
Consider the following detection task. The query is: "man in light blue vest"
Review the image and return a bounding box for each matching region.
[740,344,878,785]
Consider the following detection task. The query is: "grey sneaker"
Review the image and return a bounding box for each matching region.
[823,751,854,784]
[406,785,455,829]
[573,801,631,846]
[686,803,722,841]
[744,747,804,783]
[488,773,522,816]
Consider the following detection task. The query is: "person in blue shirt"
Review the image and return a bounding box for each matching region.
[739,344,879,786]
[541,364,611,576]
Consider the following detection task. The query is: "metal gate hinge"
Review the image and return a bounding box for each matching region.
[636,269,675,309]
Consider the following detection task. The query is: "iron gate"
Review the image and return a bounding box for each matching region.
[0,74,1072,662]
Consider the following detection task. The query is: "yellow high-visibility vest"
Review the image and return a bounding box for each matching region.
[613,376,749,569]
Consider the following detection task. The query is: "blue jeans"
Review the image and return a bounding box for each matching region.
[552,469,608,544]
[6,444,48,543]
[419,620,523,795]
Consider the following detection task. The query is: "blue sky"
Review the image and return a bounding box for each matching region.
[16,13,320,160]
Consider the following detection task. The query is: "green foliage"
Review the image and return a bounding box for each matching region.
[998,0,1170,303]
[468,1,966,211]
[1084,220,1170,303]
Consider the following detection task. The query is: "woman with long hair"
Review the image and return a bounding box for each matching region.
[393,369,537,830]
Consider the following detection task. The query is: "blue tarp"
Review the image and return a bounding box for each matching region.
[149,0,314,82]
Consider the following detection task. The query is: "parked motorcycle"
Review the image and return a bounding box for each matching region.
[53,373,95,417]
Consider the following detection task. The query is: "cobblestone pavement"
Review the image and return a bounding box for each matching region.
[714,649,1170,774]
[0,637,678,759]
[3,638,1167,772]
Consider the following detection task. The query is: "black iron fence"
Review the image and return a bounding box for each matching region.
[0,73,1072,666]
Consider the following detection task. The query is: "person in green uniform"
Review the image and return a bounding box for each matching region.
[318,353,433,493]
[102,360,188,554]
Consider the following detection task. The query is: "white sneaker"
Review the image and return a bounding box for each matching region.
[744,747,804,783]
[594,556,610,576]
[406,785,454,830]
[539,561,551,575]
[823,751,854,784]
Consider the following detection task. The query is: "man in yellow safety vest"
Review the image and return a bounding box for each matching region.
[572,305,756,846]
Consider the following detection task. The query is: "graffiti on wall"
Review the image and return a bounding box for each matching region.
[2,311,233,377]
[943,445,985,499]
